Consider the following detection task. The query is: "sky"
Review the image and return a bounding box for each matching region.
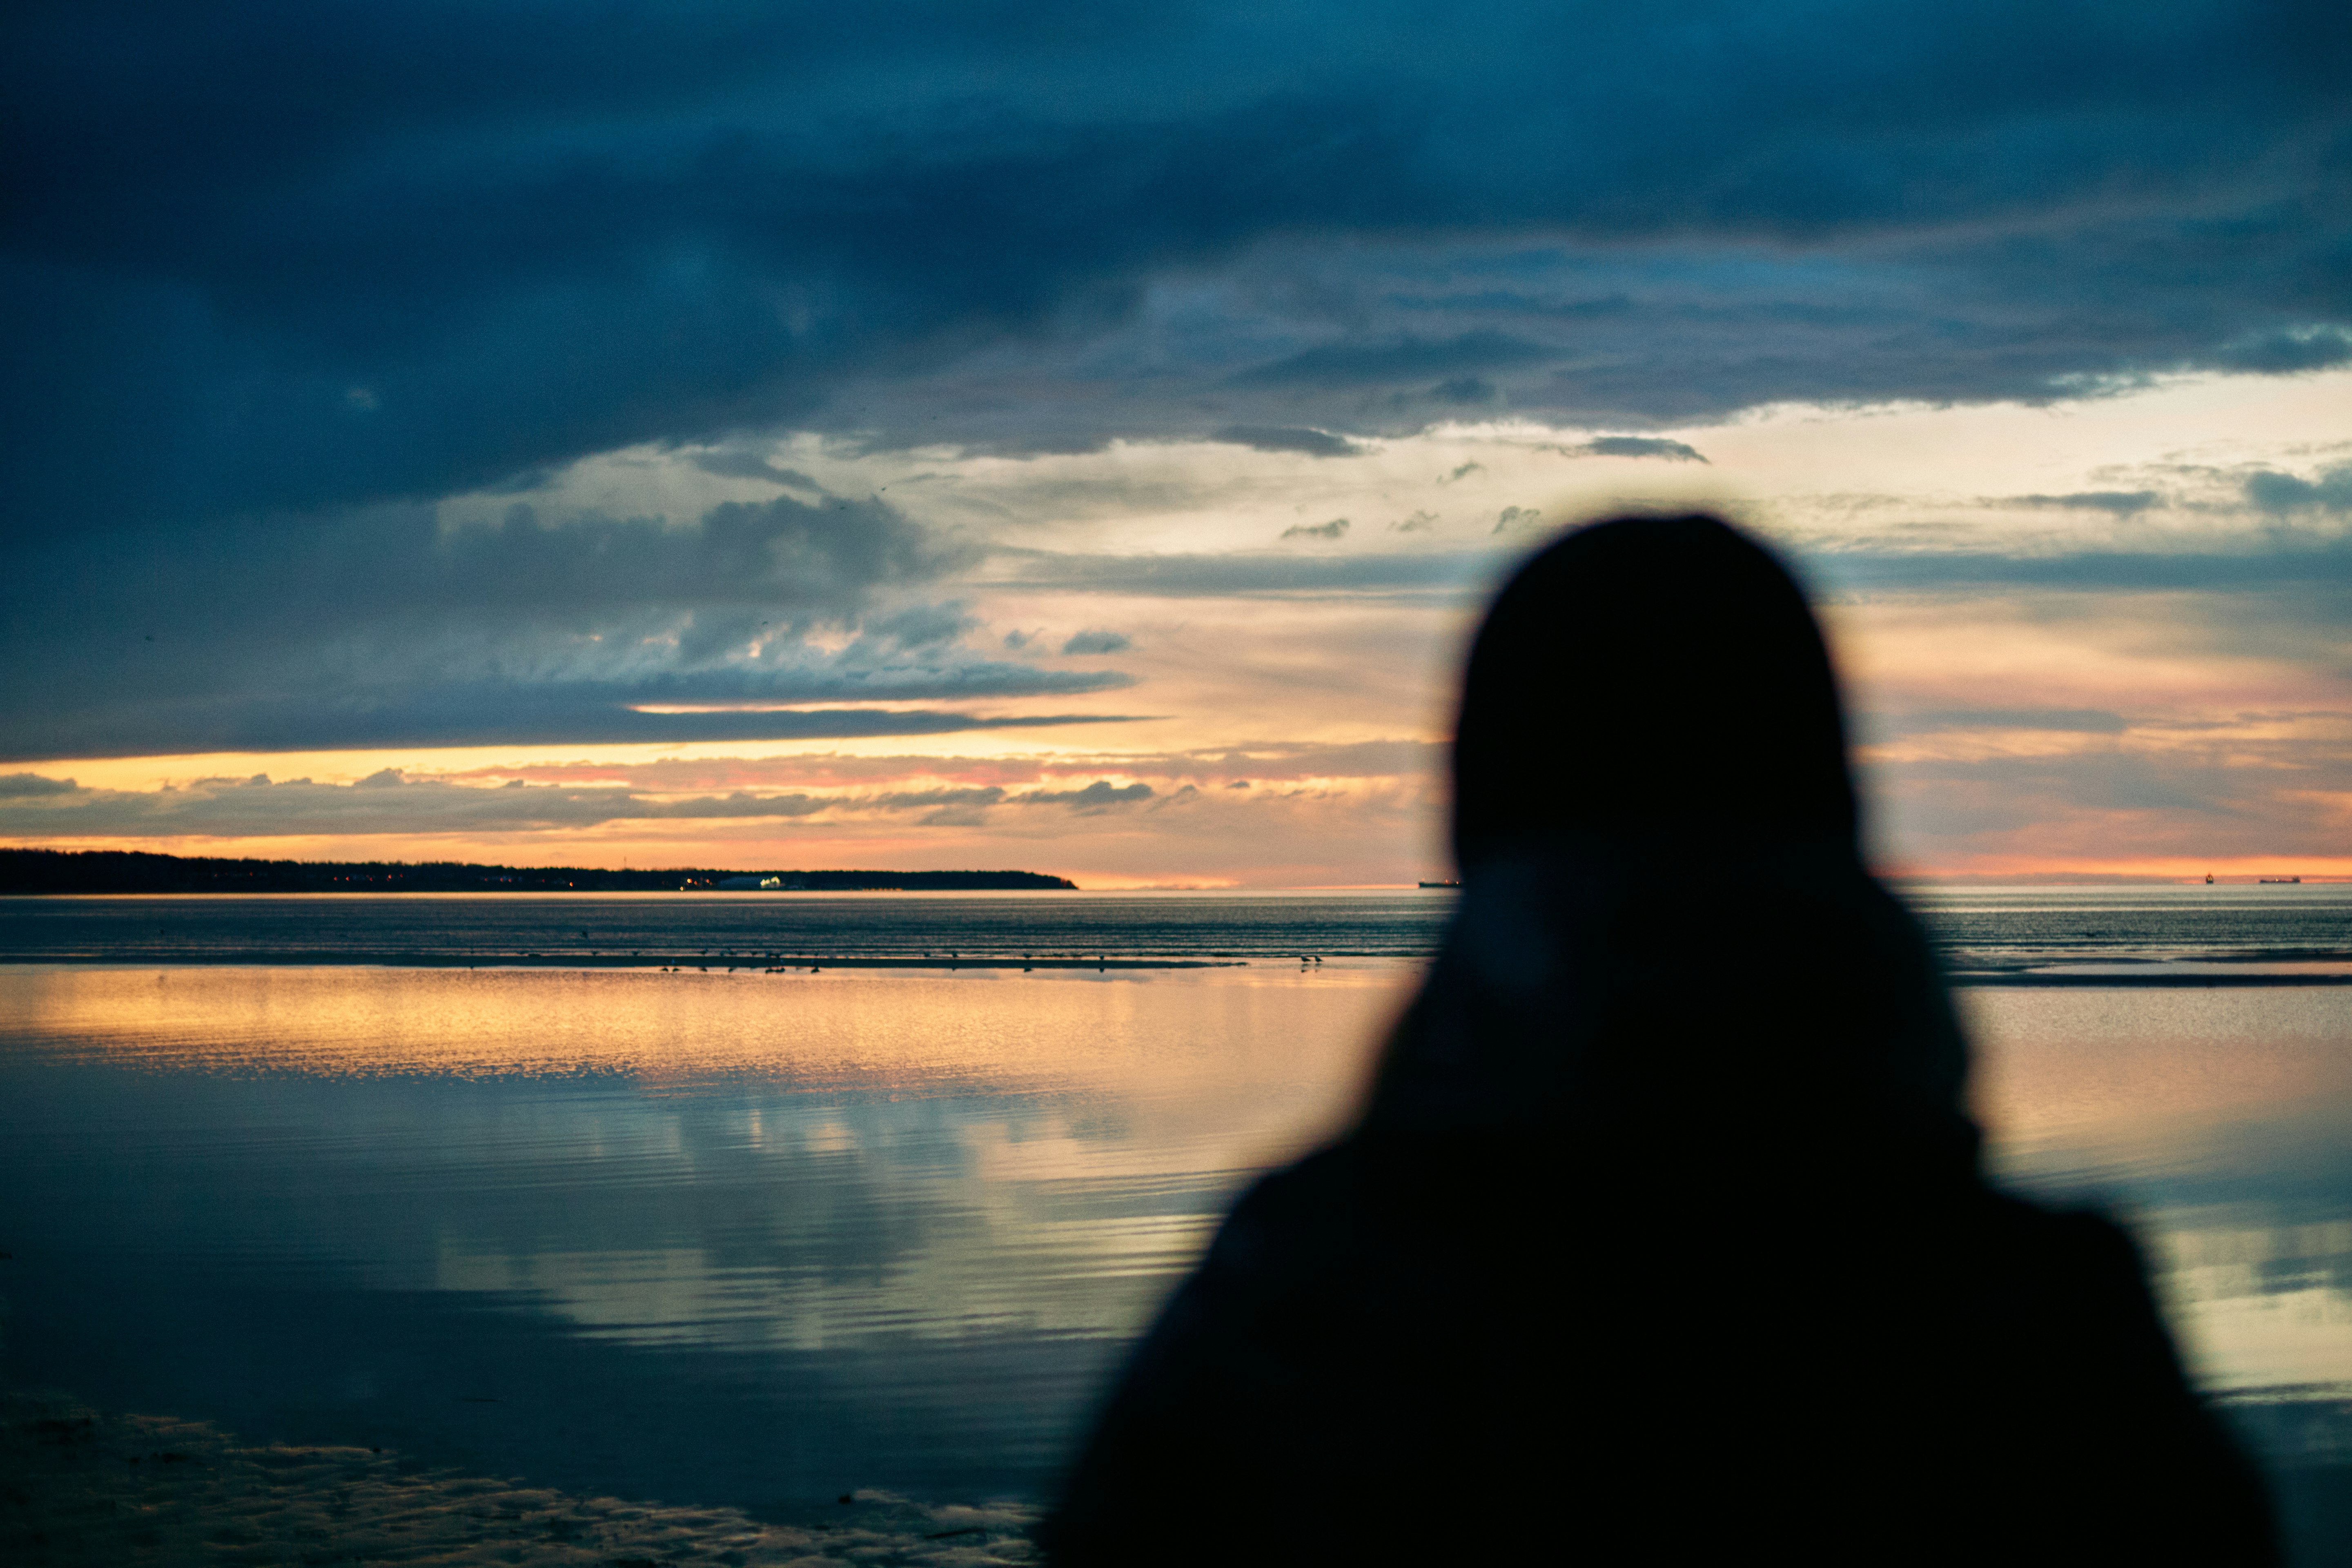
[3,0,2347,886]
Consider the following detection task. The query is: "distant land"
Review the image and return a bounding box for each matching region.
[0,849,1077,895]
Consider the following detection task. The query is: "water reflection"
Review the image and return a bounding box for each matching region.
[0,964,1396,1505]
[1,965,2347,1530]
[1968,987,2352,1397]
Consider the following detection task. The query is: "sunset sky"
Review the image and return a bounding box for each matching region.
[4,2,2346,885]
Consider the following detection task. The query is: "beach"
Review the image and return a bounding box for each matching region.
[3,1393,1041,1567]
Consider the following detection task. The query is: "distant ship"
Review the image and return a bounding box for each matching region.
[1417,879,1461,889]
[2205,873,2214,884]
[2258,876,2302,884]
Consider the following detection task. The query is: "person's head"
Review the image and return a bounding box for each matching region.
[1452,514,1856,866]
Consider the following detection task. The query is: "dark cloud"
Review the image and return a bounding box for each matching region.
[9,0,2343,535]
[1550,437,1708,463]
[1279,518,1350,541]
[991,549,1493,598]
[2243,463,2352,514]
[1869,733,2352,862]
[1227,332,1554,390]
[0,495,1144,758]
[0,773,77,797]
[1809,539,2352,597]
[1060,629,1133,655]
[1211,426,1368,458]
[1425,376,1499,406]
[1869,708,2132,738]
[1883,750,2227,827]
[469,737,1443,795]
[686,452,826,489]
[2208,325,2352,374]
[862,602,978,650]
[1170,740,1443,781]
[0,771,1154,837]
[1018,781,1154,812]
[2001,491,2165,515]
[439,494,968,612]
[1806,535,2352,675]
[2,702,1145,767]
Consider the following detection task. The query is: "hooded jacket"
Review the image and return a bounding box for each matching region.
[1045,517,2274,1566]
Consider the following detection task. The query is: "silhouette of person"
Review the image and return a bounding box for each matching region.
[1043,515,2276,1565]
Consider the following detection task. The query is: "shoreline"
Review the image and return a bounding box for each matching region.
[0,1391,1042,1566]
[1947,970,2352,988]
[1,953,2349,984]
[0,952,1250,971]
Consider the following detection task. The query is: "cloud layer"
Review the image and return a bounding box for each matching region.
[5,5,2346,877]
[0,769,1163,838]
[7,1,2346,531]
[1,494,1134,759]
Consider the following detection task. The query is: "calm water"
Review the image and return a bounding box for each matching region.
[3,881,2347,966]
[1,887,2348,1548]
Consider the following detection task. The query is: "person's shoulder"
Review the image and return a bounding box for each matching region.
[1206,1126,1540,1285]
[1970,1187,2149,1270]
[1942,1187,2183,1346]
[1229,1126,1543,1218]
[1209,1136,1401,1266]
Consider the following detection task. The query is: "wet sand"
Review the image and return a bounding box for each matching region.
[2,1394,1041,1567]
[9,951,2348,984]
[0,953,1241,971]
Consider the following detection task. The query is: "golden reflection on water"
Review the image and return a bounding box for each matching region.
[15,962,1396,1099]
[1967,988,2352,1156]
[7,967,2349,1392]
[1967,987,2352,1393]
[3,963,1405,1351]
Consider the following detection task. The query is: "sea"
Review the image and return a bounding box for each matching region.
[2,884,2348,1553]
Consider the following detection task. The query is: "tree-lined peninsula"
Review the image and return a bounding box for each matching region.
[0,849,1076,895]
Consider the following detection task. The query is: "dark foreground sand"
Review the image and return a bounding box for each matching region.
[1,1394,1041,1567]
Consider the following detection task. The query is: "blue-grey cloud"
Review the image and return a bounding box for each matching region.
[1425,376,1500,406]
[999,537,2352,620]
[1228,333,1555,390]
[1279,519,1350,541]
[1869,735,2352,862]
[0,772,1156,837]
[2001,491,2165,515]
[992,549,1493,598]
[1870,708,2132,738]
[1810,540,2352,597]
[1212,426,1367,458]
[0,495,1139,759]
[1806,536,2352,672]
[0,773,78,797]
[1019,781,1154,812]
[1171,739,1442,780]
[686,452,826,489]
[2,699,1145,767]
[2243,463,2352,514]
[1060,629,1133,655]
[2208,325,2352,375]
[1550,437,1708,463]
